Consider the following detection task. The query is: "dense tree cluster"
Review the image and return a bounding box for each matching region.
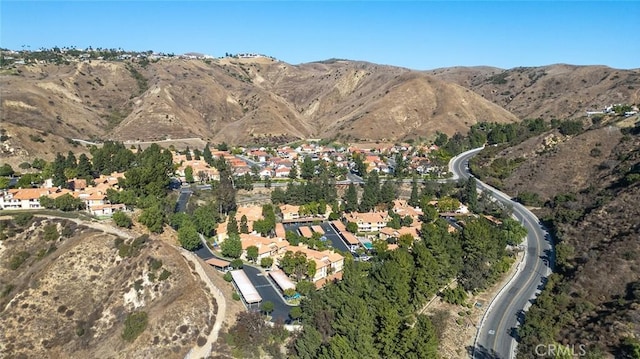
[270,176,337,206]
[292,229,452,358]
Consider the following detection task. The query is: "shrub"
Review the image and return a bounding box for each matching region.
[122,311,148,342]
[9,251,30,270]
[223,272,233,282]
[148,257,163,270]
[558,120,583,136]
[61,223,75,238]
[113,237,124,249]
[14,212,34,226]
[158,269,171,281]
[42,224,59,241]
[1,284,15,298]
[442,286,468,306]
[232,292,241,301]
[112,211,133,228]
[29,134,45,143]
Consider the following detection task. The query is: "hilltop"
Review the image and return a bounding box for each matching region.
[0,55,518,160]
[469,116,640,357]
[428,64,640,120]
[0,215,231,358]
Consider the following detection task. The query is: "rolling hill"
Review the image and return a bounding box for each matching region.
[427,64,640,120]
[1,57,517,160]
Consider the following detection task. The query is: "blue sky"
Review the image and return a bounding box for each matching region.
[1,1,638,70]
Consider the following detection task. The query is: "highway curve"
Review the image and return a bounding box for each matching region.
[449,147,554,359]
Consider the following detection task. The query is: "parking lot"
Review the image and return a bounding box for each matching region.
[284,221,352,255]
[194,240,291,322]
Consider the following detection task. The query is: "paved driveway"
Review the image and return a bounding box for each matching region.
[244,266,291,322]
[193,235,291,322]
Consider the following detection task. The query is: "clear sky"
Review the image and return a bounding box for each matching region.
[1,1,638,70]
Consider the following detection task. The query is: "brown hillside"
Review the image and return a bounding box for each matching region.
[428,64,640,120]
[0,217,218,358]
[1,58,516,159]
[471,118,640,356]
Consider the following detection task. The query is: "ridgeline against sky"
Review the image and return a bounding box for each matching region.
[2,1,639,70]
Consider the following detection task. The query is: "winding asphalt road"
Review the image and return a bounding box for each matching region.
[449,148,554,359]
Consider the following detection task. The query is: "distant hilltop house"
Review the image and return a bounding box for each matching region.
[237,53,267,59]
[587,104,638,117]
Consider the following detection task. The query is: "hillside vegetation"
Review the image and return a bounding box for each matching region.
[470,116,640,357]
[428,64,640,120]
[0,57,519,161]
[0,215,218,358]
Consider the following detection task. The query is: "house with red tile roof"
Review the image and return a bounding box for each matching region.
[0,188,70,210]
[284,245,344,283]
[240,233,290,261]
[343,211,390,233]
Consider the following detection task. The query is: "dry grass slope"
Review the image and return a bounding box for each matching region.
[0,217,217,359]
[1,58,518,160]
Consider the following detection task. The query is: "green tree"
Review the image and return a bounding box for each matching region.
[239,215,249,233]
[301,156,315,180]
[203,144,214,166]
[184,166,194,183]
[288,164,298,180]
[39,195,56,209]
[359,171,380,212]
[437,197,461,212]
[17,173,43,188]
[307,259,317,279]
[65,150,77,169]
[380,180,396,207]
[216,142,229,151]
[112,211,133,228]
[227,215,239,235]
[77,153,93,179]
[193,203,219,237]
[246,245,259,262]
[54,193,84,211]
[342,183,358,213]
[413,315,439,358]
[0,164,14,177]
[52,153,67,187]
[0,177,10,189]
[43,223,59,241]
[169,212,189,230]
[500,217,528,246]
[281,251,309,280]
[261,301,275,316]
[216,165,237,214]
[231,258,244,269]
[178,219,201,250]
[260,257,273,268]
[138,204,165,233]
[289,306,303,323]
[31,158,47,170]
[346,221,358,233]
[295,280,315,296]
[434,131,448,146]
[221,233,242,258]
[409,176,420,207]
[465,177,479,213]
